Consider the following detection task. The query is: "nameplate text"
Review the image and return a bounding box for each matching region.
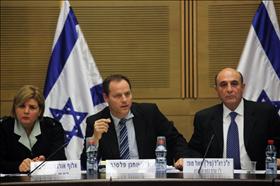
[30,160,81,176]
[183,158,233,177]
[106,159,155,174]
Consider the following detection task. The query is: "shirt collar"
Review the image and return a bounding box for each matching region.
[14,119,41,150]
[223,98,244,118]
[111,111,134,127]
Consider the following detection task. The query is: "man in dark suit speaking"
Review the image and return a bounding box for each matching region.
[81,74,195,170]
[189,68,280,170]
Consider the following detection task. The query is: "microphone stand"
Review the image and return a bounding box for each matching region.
[198,134,215,174]
[28,141,68,176]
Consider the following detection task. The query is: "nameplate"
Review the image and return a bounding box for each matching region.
[183,158,233,177]
[30,160,81,176]
[106,159,155,174]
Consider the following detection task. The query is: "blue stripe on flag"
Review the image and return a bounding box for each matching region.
[44,7,78,97]
[90,84,104,106]
[252,2,280,79]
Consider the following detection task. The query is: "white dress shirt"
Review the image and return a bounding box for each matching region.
[222,99,251,170]
[111,111,139,159]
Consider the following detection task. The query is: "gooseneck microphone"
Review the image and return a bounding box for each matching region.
[28,141,68,176]
[198,134,215,174]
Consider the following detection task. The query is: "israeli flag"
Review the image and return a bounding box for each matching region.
[44,0,106,159]
[237,0,280,115]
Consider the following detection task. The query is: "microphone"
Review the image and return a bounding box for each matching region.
[198,134,215,174]
[28,141,68,176]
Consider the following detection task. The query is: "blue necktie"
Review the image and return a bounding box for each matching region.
[227,112,241,169]
[119,118,130,159]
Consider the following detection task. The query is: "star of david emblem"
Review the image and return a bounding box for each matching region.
[49,98,88,143]
[257,90,280,113]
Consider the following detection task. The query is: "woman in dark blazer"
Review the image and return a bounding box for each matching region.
[0,85,66,174]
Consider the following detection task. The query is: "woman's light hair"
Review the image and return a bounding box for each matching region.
[11,85,45,119]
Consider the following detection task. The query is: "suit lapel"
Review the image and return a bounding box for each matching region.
[131,104,147,158]
[210,105,224,157]
[107,120,120,157]
[102,109,120,158]
[243,100,256,148]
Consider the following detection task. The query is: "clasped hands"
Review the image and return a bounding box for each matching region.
[19,155,45,173]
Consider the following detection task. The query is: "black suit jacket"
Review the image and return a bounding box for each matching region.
[0,117,66,173]
[81,102,195,169]
[188,99,280,170]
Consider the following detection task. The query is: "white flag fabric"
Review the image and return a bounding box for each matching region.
[44,0,106,160]
[237,0,280,115]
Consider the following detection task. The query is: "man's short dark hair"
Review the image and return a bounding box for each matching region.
[102,74,132,96]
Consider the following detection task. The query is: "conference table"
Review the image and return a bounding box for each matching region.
[1,172,279,186]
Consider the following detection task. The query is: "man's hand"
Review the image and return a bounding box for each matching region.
[93,118,111,142]
[174,158,183,171]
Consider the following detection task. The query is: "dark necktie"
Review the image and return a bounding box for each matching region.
[227,112,241,169]
[119,118,130,159]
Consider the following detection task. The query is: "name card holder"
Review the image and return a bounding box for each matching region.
[183,158,234,178]
[106,159,155,178]
[30,160,81,176]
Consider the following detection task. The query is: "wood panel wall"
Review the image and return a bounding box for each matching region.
[1,0,279,140]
